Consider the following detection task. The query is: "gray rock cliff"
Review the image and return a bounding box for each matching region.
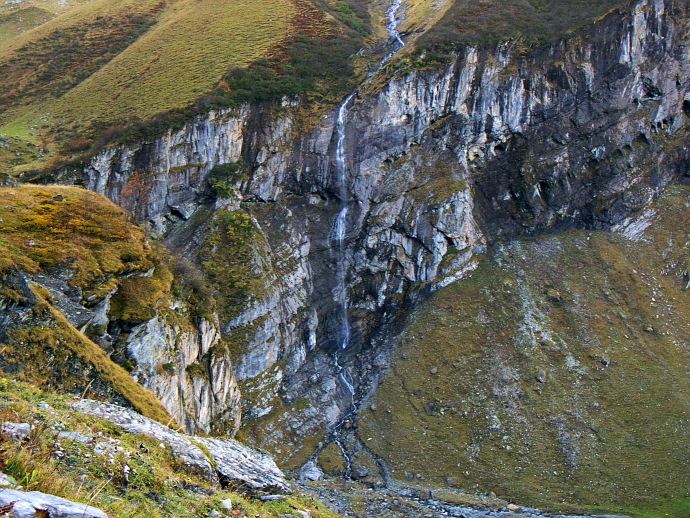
[60,0,689,462]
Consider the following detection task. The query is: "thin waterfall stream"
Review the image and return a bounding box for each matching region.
[329,0,405,479]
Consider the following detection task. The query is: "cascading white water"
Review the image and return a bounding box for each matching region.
[385,0,405,53]
[329,0,405,478]
[334,93,355,355]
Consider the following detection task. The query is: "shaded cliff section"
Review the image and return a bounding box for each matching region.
[47,0,690,464]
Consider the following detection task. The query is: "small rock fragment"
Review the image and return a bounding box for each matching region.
[1,422,31,440]
[535,370,547,384]
[546,289,561,302]
[299,460,323,482]
[0,472,18,488]
[351,466,369,479]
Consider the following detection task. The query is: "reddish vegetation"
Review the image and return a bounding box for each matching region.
[269,0,336,58]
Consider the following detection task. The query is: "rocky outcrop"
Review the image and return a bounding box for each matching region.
[125,315,241,436]
[66,0,689,461]
[82,109,248,234]
[0,263,241,437]
[72,399,290,493]
[196,437,291,493]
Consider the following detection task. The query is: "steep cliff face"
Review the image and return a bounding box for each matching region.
[125,315,242,435]
[67,0,689,464]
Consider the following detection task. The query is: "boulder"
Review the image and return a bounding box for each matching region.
[1,423,31,440]
[72,399,290,494]
[73,399,217,483]
[298,460,323,482]
[195,437,291,493]
[0,489,107,518]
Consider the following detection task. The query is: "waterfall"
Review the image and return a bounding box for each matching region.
[334,92,355,354]
[329,0,405,479]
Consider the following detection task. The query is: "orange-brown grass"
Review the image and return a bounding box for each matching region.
[0,184,153,289]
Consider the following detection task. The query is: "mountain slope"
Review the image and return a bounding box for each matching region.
[0,0,337,173]
[0,183,243,435]
[358,184,690,517]
[0,379,339,517]
[0,183,176,424]
[0,0,643,177]
[410,0,630,48]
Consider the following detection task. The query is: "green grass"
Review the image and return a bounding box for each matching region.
[0,0,90,44]
[0,378,341,517]
[50,0,293,127]
[359,184,690,517]
[0,6,159,115]
[0,7,52,45]
[199,209,271,324]
[0,0,293,121]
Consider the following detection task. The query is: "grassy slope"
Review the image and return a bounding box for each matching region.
[6,294,176,427]
[413,0,630,48]
[0,184,177,425]
[0,184,154,287]
[51,0,292,127]
[359,184,690,517]
[0,379,341,518]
